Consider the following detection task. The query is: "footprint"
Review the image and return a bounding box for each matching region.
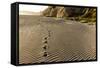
[43,41,48,44]
[43,45,47,50]
[44,37,48,40]
[43,52,48,57]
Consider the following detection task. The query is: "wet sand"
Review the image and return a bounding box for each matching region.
[19,15,96,64]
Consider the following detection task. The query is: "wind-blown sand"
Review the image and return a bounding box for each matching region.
[19,15,96,64]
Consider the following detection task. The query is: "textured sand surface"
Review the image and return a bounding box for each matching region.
[19,15,96,64]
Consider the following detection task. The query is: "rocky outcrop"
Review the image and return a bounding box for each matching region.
[42,6,67,18]
[42,6,96,23]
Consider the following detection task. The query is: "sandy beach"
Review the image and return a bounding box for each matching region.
[19,15,96,64]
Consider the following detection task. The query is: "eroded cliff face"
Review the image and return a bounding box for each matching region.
[42,6,96,23]
[42,6,67,18]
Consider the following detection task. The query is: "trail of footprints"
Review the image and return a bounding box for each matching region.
[42,30,51,62]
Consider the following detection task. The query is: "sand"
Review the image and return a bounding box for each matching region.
[19,15,96,64]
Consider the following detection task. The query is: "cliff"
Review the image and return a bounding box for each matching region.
[42,6,96,23]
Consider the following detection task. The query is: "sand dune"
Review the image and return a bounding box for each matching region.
[19,15,96,64]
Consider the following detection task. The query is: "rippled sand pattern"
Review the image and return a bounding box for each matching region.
[19,15,96,64]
